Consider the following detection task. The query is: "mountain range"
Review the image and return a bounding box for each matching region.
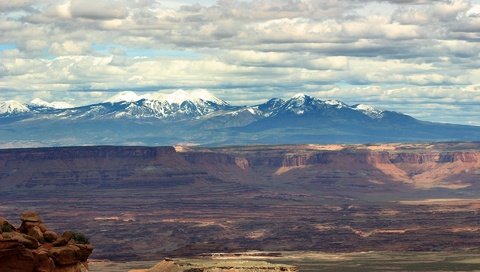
[1,90,479,147]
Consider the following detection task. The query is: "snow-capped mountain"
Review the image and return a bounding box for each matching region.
[48,90,233,121]
[143,90,228,106]
[253,93,387,121]
[30,98,73,109]
[104,91,142,103]
[1,91,479,147]
[1,91,390,121]
[352,104,384,119]
[0,100,30,115]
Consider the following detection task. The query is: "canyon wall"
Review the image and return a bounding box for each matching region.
[1,144,479,191]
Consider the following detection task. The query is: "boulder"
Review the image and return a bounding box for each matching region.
[33,248,55,272]
[28,226,45,243]
[21,211,42,223]
[62,231,74,241]
[44,231,59,243]
[20,221,43,234]
[0,240,35,272]
[75,244,94,262]
[53,231,75,247]
[2,231,40,249]
[39,223,48,233]
[48,245,81,266]
[53,237,69,247]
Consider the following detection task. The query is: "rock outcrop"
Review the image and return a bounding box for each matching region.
[0,212,93,272]
[130,258,298,272]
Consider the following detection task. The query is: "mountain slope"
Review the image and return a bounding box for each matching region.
[0,91,479,147]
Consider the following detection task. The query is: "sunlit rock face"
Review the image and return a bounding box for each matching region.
[0,212,93,272]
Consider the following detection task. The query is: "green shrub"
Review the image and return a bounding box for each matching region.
[71,231,90,244]
[1,223,13,232]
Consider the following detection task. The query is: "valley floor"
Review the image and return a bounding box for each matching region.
[89,251,480,272]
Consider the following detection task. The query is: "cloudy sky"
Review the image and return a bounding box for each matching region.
[1,0,479,125]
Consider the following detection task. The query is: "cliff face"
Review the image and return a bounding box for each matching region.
[0,146,197,190]
[219,148,480,189]
[249,150,480,167]
[216,149,480,189]
[1,144,480,191]
[371,151,480,164]
[0,146,175,161]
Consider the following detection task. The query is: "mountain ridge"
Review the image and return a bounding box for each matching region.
[1,90,479,147]
[0,91,396,121]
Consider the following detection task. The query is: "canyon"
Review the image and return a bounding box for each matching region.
[0,142,480,261]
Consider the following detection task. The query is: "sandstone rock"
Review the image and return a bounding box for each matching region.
[44,231,59,243]
[33,248,55,272]
[28,226,45,243]
[53,262,88,272]
[39,223,48,233]
[49,245,81,266]
[62,231,74,240]
[54,231,84,247]
[20,221,37,234]
[24,221,41,228]
[75,244,94,262]
[3,231,40,249]
[0,240,35,272]
[1,212,93,272]
[22,211,42,223]
[53,237,69,247]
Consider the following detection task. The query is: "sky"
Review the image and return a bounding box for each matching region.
[0,0,480,125]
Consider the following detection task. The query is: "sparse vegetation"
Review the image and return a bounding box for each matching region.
[1,223,13,232]
[71,231,90,244]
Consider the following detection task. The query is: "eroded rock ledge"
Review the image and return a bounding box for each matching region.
[130,258,298,272]
[0,211,93,272]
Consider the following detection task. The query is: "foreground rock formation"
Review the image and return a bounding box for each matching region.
[0,212,93,272]
[129,258,298,272]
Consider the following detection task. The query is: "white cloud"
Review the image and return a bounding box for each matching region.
[433,0,470,21]
[69,0,129,20]
[0,0,36,11]
[49,41,91,56]
[0,0,479,125]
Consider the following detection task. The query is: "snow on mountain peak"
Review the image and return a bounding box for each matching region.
[30,98,73,109]
[190,89,227,105]
[325,99,347,108]
[291,93,309,100]
[144,89,228,105]
[166,90,193,104]
[0,100,29,114]
[105,91,142,103]
[353,104,384,118]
